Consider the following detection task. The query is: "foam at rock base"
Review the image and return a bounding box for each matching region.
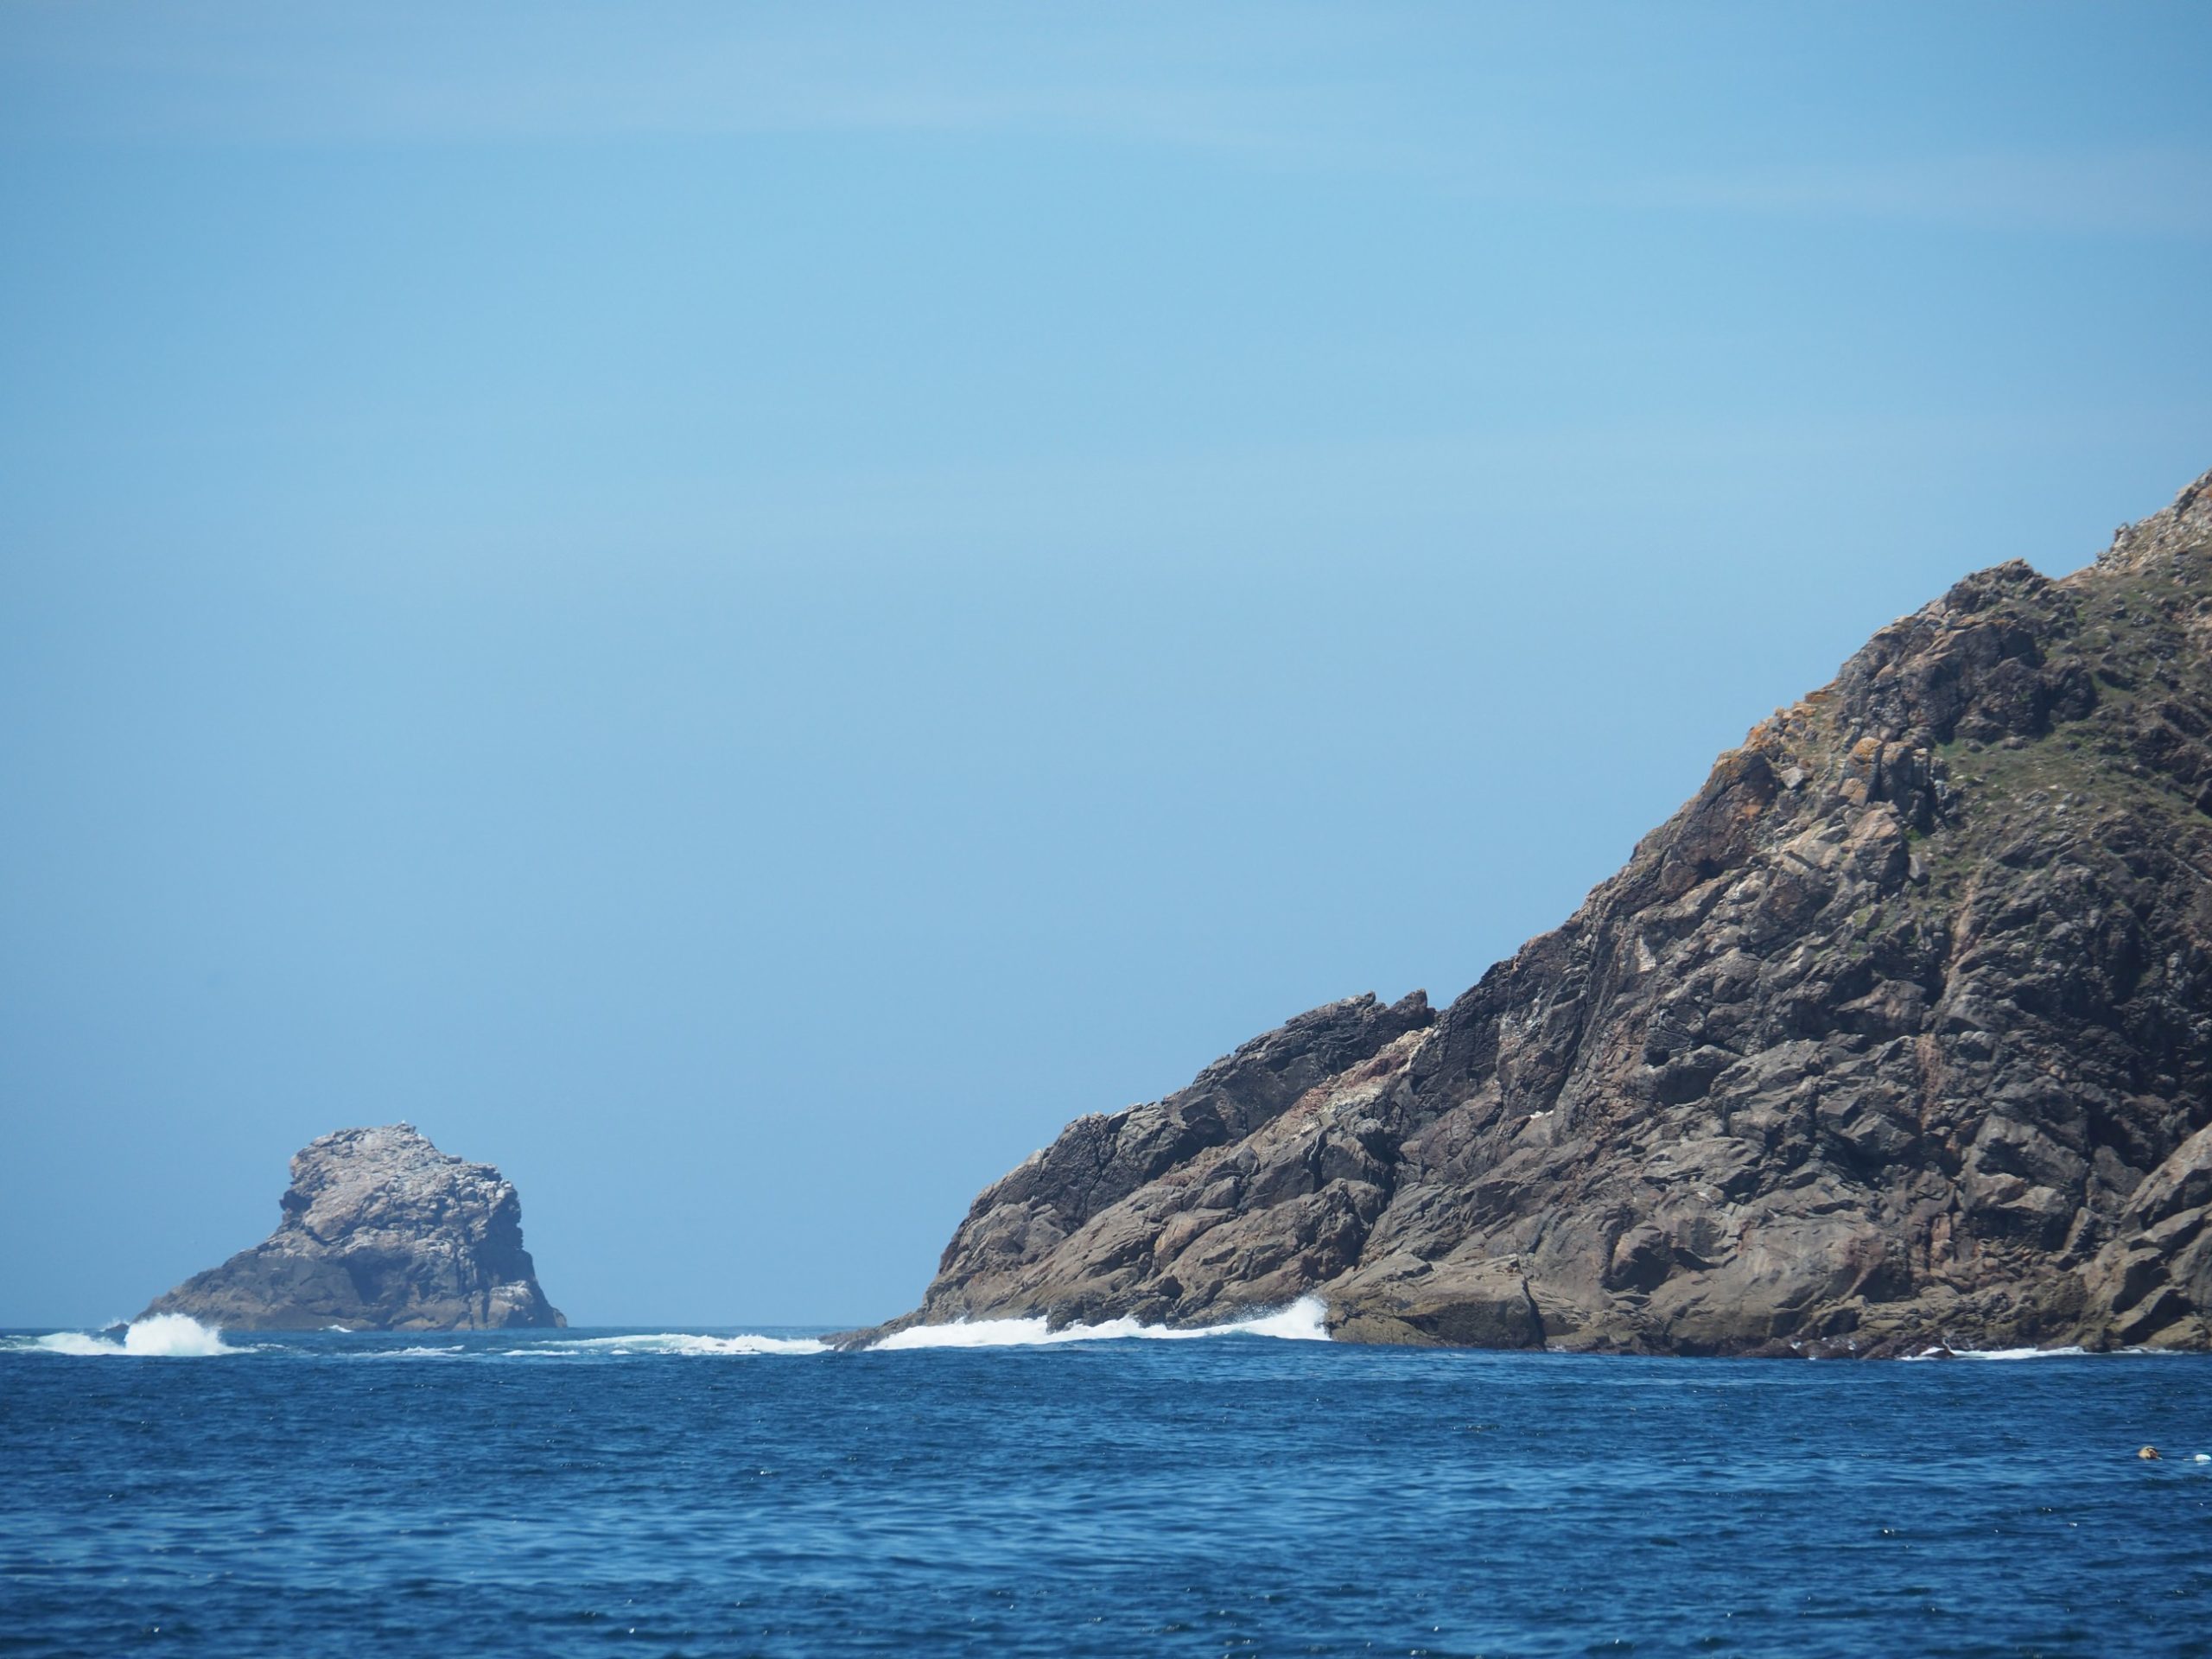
[869,1295,1332,1351]
[14,1303,1331,1358]
[35,1314,237,1357]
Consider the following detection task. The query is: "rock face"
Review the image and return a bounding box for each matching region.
[141,1125,564,1331]
[889,468,2212,1355]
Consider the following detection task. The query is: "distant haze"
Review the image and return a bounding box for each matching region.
[3,3,2209,1325]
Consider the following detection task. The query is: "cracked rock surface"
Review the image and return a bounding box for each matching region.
[140,1124,564,1331]
[880,467,2212,1356]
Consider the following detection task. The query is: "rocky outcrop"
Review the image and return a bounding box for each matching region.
[141,1124,564,1331]
[880,467,2212,1355]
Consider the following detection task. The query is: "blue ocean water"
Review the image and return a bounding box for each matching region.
[3,1318,2209,1658]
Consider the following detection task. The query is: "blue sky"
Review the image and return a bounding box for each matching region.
[3,2,2209,1325]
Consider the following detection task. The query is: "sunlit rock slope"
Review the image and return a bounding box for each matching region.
[886,468,2212,1356]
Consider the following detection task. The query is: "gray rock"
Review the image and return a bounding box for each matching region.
[139,1124,564,1331]
[863,466,2212,1357]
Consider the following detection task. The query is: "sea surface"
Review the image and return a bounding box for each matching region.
[3,1308,2209,1658]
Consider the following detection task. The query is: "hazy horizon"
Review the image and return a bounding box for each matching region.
[5,2,2210,1326]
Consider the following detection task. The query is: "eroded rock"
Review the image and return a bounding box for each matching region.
[867,466,2212,1357]
[140,1124,564,1331]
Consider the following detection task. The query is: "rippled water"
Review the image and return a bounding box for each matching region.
[3,1322,2209,1656]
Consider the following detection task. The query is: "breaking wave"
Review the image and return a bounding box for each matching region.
[6,1300,1325,1360]
[30,1314,238,1357]
[1903,1344,2092,1362]
[869,1295,1331,1351]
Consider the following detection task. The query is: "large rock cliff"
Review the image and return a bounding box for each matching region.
[887,468,2212,1355]
[141,1124,565,1331]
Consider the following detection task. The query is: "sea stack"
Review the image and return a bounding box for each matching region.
[881,467,2212,1357]
[140,1124,565,1331]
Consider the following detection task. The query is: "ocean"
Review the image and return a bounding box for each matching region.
[3,1310,2208,1657]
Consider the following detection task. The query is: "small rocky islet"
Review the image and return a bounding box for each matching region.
[140,1124,563,1331]
[861,467,2212,1357]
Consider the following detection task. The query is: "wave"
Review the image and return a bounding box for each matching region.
[30,1314,238,1357]
[6,1297,1318,1359]
[539,1332,830,1357]
[1902,1344,2092,1362]
[869,1295,1331,1351]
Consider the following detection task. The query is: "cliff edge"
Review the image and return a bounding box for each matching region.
[140,1124,565,1331]
[884,467,2212,1356]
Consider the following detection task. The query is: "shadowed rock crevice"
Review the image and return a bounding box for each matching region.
[873,467,2212,1356]
[141,1124,564,1331]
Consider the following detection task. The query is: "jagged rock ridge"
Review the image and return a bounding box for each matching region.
[141,1124,565,1331]
[884,467,2212,1355]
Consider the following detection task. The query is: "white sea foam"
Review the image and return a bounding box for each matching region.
[1903,1343,2091,1362]
[869,1294,1331,1351]
[33,1314,238,1357]
[540,1332,830,1357]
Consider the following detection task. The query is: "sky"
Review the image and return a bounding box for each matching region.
[3,2,2209,1327]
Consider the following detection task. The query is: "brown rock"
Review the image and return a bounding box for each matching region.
[872,467,2212,1356]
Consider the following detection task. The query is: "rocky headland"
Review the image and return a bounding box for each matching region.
[872,467,2212,1356]
[141,1124,564,1331]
